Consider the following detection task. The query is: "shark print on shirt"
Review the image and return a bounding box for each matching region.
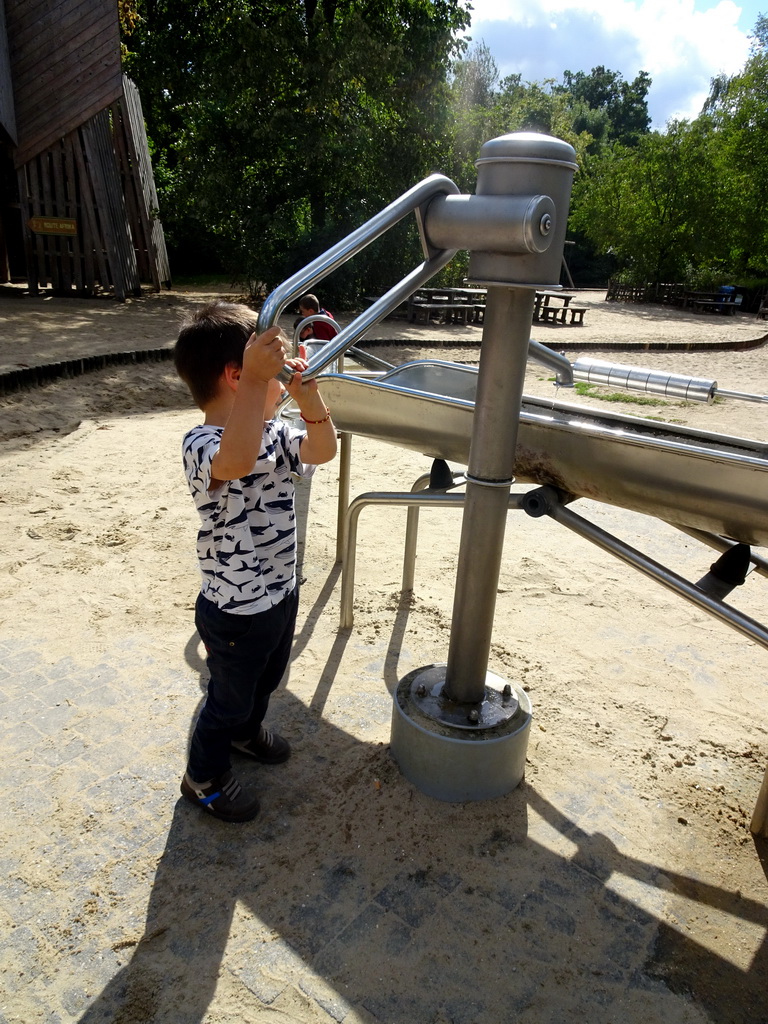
[182,419,315,614]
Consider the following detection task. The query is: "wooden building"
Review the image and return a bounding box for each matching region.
[0,0,170,298]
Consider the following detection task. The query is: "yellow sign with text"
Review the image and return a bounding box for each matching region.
[28,216,78,236]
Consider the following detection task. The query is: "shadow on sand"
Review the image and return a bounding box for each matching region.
[76,549,768,1024]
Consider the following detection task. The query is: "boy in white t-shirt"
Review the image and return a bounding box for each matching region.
[173,301,337,822]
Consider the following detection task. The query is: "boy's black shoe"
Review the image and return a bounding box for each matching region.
[180,769,260,822]
[232,725,291,764]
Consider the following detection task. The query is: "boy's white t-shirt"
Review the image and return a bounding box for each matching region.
[182,419,315,615]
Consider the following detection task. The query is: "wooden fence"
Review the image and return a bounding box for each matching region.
[605,281,686,304]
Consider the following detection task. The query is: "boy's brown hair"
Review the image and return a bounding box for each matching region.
[174,300,259,408]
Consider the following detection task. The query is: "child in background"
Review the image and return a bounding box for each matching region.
[173,301,337,822]
[297,293,338,341]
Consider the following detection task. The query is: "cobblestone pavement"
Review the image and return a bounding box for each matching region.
[0,632,721,1024]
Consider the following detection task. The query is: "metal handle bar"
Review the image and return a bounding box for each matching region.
[293,315,395,374]
[256,173,461,382]
[291,314,340,352]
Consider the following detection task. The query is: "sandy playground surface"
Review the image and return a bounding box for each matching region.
[1,285,768,1023]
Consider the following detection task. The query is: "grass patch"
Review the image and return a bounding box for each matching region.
[572,381,673,407]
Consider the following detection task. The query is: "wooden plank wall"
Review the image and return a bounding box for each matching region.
[16,78,170,300]
[6,0,122,167]
[0,0,17,144]
[17,115,140,300]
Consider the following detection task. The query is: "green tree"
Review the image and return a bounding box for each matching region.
[570,120,724,285]
[702,16,768,278]
[445,56,595,191]
[122,0,471,300]
[558,66,651,147]
[446,42,501,193]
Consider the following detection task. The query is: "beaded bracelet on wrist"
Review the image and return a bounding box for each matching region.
[300,408,331,425]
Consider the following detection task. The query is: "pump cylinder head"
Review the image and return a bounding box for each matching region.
[469,133,578,288]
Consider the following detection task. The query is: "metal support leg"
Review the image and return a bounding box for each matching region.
[390,287,537,802]
[335,432,352,564]
[445,286,535,703]
[751,765,768,837]
[403,475,431,593]
[340,490,469,628]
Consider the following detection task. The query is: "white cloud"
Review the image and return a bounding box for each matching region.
[464,0,753,126]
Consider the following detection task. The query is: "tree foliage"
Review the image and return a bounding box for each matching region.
[701,17,768,277]
[558,66,651,147]
[122,5,768,296]
[443,57,651,282]
[122,0,470,299]
[569,17,768,287]
[570,120,726,284]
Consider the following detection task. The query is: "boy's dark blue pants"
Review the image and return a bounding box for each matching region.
[187,587,299,782]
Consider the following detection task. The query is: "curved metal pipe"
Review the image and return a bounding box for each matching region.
[292,314,339,348]
[341,491,468,629]
[278,254,459,383]
[528,338,574,384]
[292,314,394,373]
[341,490,527,629]
[257,173,461,382]
[292,314,343,371]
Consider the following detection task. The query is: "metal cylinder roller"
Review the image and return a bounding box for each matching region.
[572,357,717,404]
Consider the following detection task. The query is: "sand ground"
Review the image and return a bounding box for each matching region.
[1,285,768,1024]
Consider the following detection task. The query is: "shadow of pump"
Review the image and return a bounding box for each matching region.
[75,467,768,1024]
[76,615,768,1024]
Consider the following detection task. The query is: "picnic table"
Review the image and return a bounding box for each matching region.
[407,286,487,325]
[386,286,587,327]
[683,290,738,315]
[534,291,586,325]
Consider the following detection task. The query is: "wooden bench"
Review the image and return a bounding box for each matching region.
[567,306,587,325]
[538,305,568,324]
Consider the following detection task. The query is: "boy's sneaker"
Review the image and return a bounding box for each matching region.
[232,725,291,764]
[180,769,260,822]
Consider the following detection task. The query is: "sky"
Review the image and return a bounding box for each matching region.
[463,0,765,128]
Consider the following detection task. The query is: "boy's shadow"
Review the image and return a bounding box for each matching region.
[76,592,768,1024]
[76,602,361,1023]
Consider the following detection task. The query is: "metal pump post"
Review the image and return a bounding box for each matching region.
[390,133,577,801]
